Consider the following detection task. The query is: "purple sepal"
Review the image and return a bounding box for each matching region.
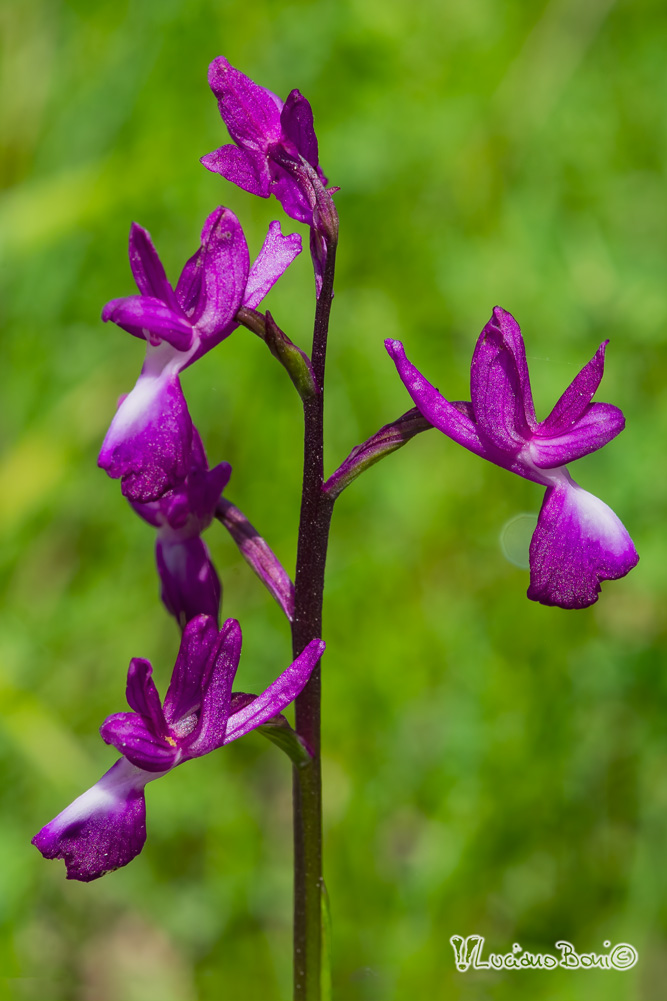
[125,657,170,737]
[280,90,323,179]
[101,296,193,351]
[386,307,638,608]
[528,477,639,608]
[529,402,625,468]
[224,638,325,743]
[243,222,303,310]
[98,364,193,503]
[100,712,179,771]
[207,56,283,151]
[32,759,153,882]
[129,223,180,309]
[200,145,269,197]
[156,536,222,629]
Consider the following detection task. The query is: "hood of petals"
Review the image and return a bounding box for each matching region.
[470,308,536,453]
[184,207,249,361]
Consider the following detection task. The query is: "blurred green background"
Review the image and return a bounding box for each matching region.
[1,0,666,998]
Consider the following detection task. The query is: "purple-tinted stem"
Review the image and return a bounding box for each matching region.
[292,237,337,1001]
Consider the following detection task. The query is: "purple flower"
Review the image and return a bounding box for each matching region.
[386,307,639,609]
[100,209,301,502]
[131,430,231,628]
[201,58,337,292]
[33,615,325,881]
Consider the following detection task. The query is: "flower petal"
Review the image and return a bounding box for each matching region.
[527,477,639,608]
[156,536,222,629]
[185,461,232,523]
[200,145,270,197]
[125,658,169,737]
[188,207,249,355]
[128,223,180,311]
[243,221,303,310]
[100,712,179,772]
[280,90,320,171]
[163,614,219,725]
[32,759,153,881]
[529,402,625,467]
[470,307,536,451]
[224,638,325,744]
[101,296,194,351]
[98,365,193,503]
[539,341,608,434]
[385,340,495,459]
[207,56,283,151]
[175,247,203,316]
[270,168,314,224]
[185,619,242,757]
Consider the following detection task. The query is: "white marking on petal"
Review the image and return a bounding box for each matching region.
[566,484,631,556]
[47,760,159,835]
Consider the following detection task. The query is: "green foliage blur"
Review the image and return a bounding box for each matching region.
[1,0,666,998]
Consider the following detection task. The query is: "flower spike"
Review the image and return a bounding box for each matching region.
[386,307,638,609]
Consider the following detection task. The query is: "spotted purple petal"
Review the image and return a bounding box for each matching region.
[527,475,639,608]
[32,759,153,882]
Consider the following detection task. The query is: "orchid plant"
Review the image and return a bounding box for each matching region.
[33,58,638,1000]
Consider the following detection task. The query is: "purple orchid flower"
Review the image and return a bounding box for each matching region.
[100,208,301,502]
[131,429,231,628]
[33,615,325,881]
[386,307,639,609]
[201,57,337,293]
